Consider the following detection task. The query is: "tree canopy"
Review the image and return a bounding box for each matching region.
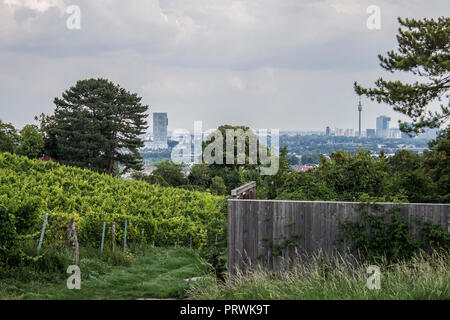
[50,78,148,174]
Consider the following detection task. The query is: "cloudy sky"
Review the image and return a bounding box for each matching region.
[0,0,448,133]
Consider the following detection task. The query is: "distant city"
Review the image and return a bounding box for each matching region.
[139,102,439,154]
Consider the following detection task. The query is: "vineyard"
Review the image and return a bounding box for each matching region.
[0,153,227,257]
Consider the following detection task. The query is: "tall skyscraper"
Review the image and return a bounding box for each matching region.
[358,97,362,138]
[376,115,391,138]
[153,112,168,148]
[325,126,331,136]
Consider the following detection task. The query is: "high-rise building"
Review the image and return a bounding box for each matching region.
[376,115,391,138]
[153,112,168,148]
[366,129,376,137]
[325,126,331,136]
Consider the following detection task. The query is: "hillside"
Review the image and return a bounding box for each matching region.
[0,153,226,247]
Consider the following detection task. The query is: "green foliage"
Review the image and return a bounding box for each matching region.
[259,141,448,204]
[188,164,212,189]
[339,205,449,264]
[150,160,188,187]
[50,78,148,174]
[0,153,226,268]
[17,125,44,159]
[301,152,321,165]
[421,127,450,202]
[210,176,226,196]
[0,120,19,153]
[0,204,19,267]
[355,17,450,134]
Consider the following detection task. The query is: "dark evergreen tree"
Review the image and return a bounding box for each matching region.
[354,17,449,134]
[51,78,148,174]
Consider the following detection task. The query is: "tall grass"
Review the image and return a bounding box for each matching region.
[187,251,450,300]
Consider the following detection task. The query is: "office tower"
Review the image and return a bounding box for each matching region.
[376,115,391,138]
[326,126,331,136]
[153,112,168,148]
[366,129,376,137]
[358,97,362,138]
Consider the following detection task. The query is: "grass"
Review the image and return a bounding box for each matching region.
[2,244,448,300]
[0,245,207,300]
[187,251,450,300]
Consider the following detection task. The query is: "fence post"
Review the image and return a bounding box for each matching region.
[123,219,128,252]
[111,221,116,253]
[65,218,74,250]
[37,213,49,253]
[100,221,106,255]
[72,223,79,264]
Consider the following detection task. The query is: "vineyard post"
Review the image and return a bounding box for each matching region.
[111,221,116,252]
[215,234,218,246]
[190,235,192,249]
[141,228,144,248]
[152,241,155,248]
[65,218,74,250]
[100,221,106,255]
[123,219,128,252]
[72,223,80,264]
[37,213,49,253]
[206,231,208,245]
[174,242,177,249]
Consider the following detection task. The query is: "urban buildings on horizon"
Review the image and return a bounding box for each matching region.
[141,112,169,150]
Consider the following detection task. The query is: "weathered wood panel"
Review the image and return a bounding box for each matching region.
[228,200,450,273]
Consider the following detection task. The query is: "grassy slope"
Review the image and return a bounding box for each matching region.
[0,247,206,300]
[188,252,450,300]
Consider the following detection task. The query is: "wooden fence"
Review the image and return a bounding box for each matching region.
[227,199,449,273]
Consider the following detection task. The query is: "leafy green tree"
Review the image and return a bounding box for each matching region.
[151,160,188,187]
[17,125,44,159]
[259,147,291,199]
[202,124,267,193]
[188,164,212,189]
[315,150,392,201]
[34,113,58,158]
[421,127,450,202]
[0,120,19,153]
[301,152,321,165]
[210,176,227,196]
[51,78,148,174]
[354,17,450,134]
[388,150,421,173]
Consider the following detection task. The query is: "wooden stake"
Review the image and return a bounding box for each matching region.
[72,224,79,264]
[65,218,74,250]
[111,221,116,253]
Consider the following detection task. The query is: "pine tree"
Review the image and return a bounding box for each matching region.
[354,17,449,135]
[51,78,148,174]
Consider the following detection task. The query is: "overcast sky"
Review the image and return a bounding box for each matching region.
[0,0,448,133]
